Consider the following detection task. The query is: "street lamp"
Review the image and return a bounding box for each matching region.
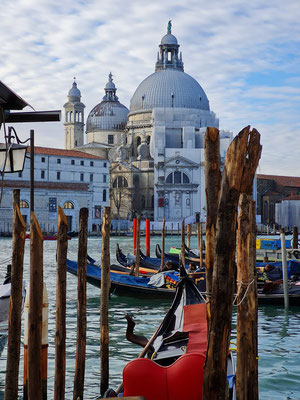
[0,132,28,173]
[0,127,35,211]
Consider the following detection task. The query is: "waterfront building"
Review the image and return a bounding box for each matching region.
[0,147,109,234]
[257,174,300,228]
[63,23,233,221]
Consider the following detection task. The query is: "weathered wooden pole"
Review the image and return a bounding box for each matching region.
[28,212,44,400]
[180,219,185,268]
[5,203,25,400]
[293,226,298,249]
[186,224,191,249]
[41,284,48,400]
[159,218,166,272]
[197,222,204,268]
[280,228,289,308]
[204,127,221,324]
[133,218,137,255]
[236,194,258,399]
[145,219,150,257]
[73,208,88,400]
[134,217,140,277]
[203,126,261,400]
[54,207,69,400]
[100,207,111,397]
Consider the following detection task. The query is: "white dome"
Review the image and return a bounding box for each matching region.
[130,69,209,113]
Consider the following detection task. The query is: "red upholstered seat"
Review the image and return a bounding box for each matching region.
[123,352,205,400]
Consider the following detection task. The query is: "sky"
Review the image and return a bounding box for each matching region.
[1,0,300,176]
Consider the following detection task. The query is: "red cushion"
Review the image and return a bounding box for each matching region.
[123,353,205,400]
[183,303,207,356]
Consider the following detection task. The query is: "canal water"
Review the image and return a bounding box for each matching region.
[0,235,299,399]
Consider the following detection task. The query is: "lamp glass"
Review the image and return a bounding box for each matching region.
[0,143,28,173]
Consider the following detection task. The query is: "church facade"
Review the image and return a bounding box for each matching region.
[64,23,232,221]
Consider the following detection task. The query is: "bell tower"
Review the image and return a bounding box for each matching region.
[64,78,85,149]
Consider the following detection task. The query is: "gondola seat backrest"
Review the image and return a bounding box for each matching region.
[122,352,206,400]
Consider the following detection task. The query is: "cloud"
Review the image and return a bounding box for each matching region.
[1,0,299,176]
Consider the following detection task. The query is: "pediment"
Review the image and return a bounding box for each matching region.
[165,155,199,168]
[110,161,139,173]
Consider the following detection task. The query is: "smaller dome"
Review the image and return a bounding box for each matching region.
[105,81,115,89]
[68,80,81,100]
[161,33,178,45]
[86,101,128,132]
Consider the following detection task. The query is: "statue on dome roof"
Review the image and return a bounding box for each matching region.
[167,20,172,34]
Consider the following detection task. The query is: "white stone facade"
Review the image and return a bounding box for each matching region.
[150,107,232,221]
[0,147,109,233]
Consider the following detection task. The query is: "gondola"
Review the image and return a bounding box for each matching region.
[155,243,201,267]
[116,244,162,272]
[0,266,26,356]
[66,259,176,298]
[67,258,300,305]
[104,266,236,400]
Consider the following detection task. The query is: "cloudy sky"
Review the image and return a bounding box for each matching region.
[1,0,299,176]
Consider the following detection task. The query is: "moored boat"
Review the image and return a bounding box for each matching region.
[104,267,236,399]
[0,267,26,356]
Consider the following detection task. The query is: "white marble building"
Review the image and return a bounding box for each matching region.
[0,147,109,233]
[62,22,233,222]
[150,108,232,221]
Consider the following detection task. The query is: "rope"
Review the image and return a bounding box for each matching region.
[233,279,255,306]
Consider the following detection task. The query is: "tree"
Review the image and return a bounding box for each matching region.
[110,175,130,231]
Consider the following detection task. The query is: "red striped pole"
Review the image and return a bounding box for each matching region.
[133,218,137,255]
[145,219,150,257]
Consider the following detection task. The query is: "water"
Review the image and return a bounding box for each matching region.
[0,235,299,399]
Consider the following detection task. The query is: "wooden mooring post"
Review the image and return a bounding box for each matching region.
[5,195,25,400]
[293,226,298,249]
[27,213,44,400]
[204,127,221,325]
[203,126,261,400]
[159,218,166,272]
[197,222,204,268]
[180,219,185,267]
[54,207,69,400]
[280,228,289,308]
[186,224,191,249]
[100,207,111,397]
[236,195,258,399]
[73,208,88,400]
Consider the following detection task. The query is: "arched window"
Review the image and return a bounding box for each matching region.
[63,201,74,209]
[183,173,189,183]
[103,189,107,202]
[165,172,190,184]
[20,200,29,208]
[113,176,128,188]
[146,136,151,145]
[136,137,141,148]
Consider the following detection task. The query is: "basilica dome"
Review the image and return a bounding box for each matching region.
[86,73,129,132]
[130,69,209,113]
[129,23,209,114]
